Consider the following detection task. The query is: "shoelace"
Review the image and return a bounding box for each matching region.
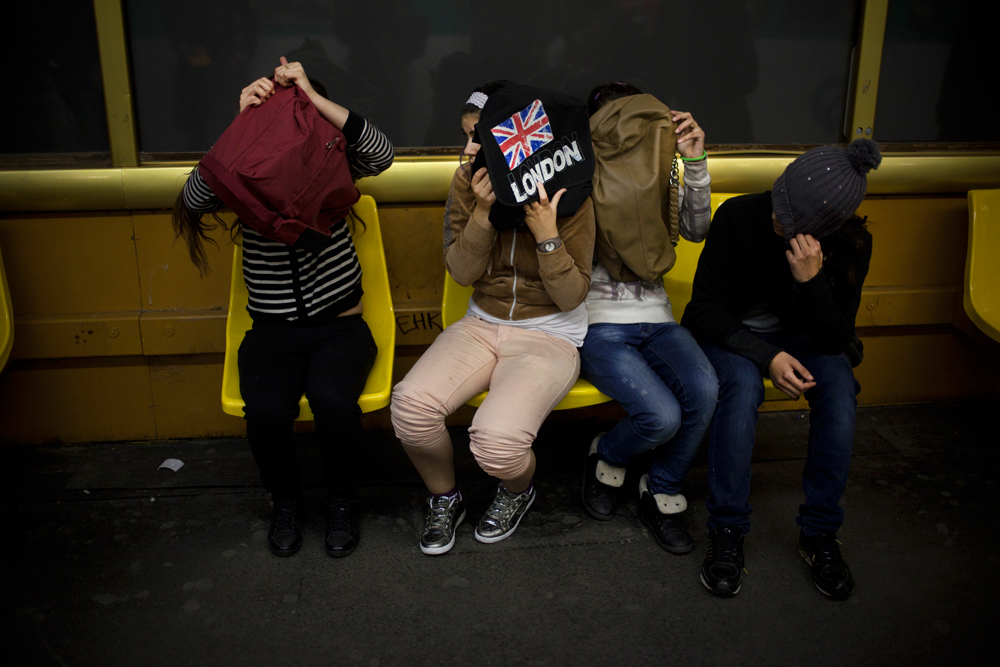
[426,496,457,531]
[273,502,298,531]
[808,534,845,567]
[486,488,523,522]
[709,530,742,565]
[327,502,353,533]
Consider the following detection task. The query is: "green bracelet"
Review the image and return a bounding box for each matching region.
[680,150,707,162]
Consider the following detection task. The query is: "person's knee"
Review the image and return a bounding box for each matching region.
[810,357,858,406]
[469,429,532,478]
[632,406,681,444]
[306,389,360,421]
[242,395,300,425]
[688,365,720,423]
[390,380,446,447]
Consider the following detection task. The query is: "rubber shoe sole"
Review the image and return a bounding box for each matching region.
[700,571,741,598]
[419,508,466,556]
[474,493,535,544]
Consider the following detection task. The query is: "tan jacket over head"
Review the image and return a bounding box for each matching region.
[590,93,680,283]
[443,164,596,320]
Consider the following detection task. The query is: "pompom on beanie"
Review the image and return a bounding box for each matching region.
[772,138,882,239]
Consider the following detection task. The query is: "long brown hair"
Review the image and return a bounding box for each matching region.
[171,189,237,277]
[830,214,870,287]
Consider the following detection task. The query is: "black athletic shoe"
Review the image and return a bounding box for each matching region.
[268,499,302,557]
[582,435,621,521]
[638,475,692,554]
[325,498,360,558]
[799,532,855,600]
[700,526,745,597]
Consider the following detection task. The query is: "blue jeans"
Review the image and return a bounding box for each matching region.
[580,322,719,495]
[700,332,860,535]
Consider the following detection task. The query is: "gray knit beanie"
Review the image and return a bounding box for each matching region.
[772,139,882,239]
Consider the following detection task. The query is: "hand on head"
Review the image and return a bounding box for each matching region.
[522,180,565,243]
[785,233,823,283]
[672,111,705,159]
[768,351,816,399]
[471,168,496,211]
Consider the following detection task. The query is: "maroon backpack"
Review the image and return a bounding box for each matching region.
[198,83,360,253]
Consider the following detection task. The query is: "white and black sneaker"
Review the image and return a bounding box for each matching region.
[474,484,536,543]
[419,493,466,556]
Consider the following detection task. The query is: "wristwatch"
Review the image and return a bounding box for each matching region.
[537,237,562,253]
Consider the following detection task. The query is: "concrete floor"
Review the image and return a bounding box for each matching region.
[1,401,997,666]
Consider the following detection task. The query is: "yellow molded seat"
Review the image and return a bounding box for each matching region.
[221,195,395,418]
[965,190,1000,344]
[441,271,612,410]
[0,242,13,372]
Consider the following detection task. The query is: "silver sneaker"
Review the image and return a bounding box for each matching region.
[420,494,466,556]
[474,484,536,543]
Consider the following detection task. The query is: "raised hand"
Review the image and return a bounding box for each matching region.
[768,351,817,399]
[471,168,496,211]
[785,233,824,283]
[522,179,565,244]
[239,77,276,113]
[273,56,314,95]
[672,110,705,159]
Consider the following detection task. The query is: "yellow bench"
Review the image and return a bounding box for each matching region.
[965,189,1000,344]
[221,195,395,418]
[0,242,12,372]
[443,193,787,405]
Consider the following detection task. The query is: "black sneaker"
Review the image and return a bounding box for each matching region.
[325,498,360,558]
[799,532,855,600]
[268,499,302,557]
[700,525,745,597]
[637,474,692,554]
[582,433,623,521]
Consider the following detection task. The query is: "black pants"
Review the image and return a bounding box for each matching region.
[238,314,377,501]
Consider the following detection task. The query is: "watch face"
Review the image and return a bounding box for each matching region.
[543,241,557,252]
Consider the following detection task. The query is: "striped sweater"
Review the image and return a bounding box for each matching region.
[183,112,393,325]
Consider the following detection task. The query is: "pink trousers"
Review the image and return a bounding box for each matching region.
[391,316,580,479]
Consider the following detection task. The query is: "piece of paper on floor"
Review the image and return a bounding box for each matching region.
[158,458,184,472]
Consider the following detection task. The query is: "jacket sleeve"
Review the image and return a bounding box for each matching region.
[536,197,597,311]
[682,201,783,373]
[791,232,872,354]
[341,112,395,179]
[443,166,497,286]
[678,157,712,243]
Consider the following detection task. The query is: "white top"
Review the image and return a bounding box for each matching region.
[585,157,713,326]
[467,298,589,347]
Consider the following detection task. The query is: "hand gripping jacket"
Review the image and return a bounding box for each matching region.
[590,94,681,283]
[198,84,360,253]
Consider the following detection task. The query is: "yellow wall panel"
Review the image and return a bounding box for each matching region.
[148,355,245,440]
[132,212,234,311]
[380,205,446,308]
[0,357,155,444]
[0,213,141,315]
[857,197,968,288]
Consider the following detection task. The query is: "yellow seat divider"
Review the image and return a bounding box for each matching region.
[441,270,612,410]
[221,195,395,419]
[965,190,1000,344]
[0,242,13,372]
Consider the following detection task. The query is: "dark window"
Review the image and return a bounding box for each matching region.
[128,0,860,152]
[878,0,999,142]
[1,2,109,155]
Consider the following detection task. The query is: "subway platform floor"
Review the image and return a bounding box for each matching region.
[1,401,997,666]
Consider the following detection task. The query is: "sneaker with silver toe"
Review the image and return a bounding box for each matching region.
[419,494,466,556]
[474,484,535,543]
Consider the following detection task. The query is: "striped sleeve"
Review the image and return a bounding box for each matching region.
[182,167,226,214]
[343,114,395,179]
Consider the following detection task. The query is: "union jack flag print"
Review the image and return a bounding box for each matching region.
[490,99,554,170]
